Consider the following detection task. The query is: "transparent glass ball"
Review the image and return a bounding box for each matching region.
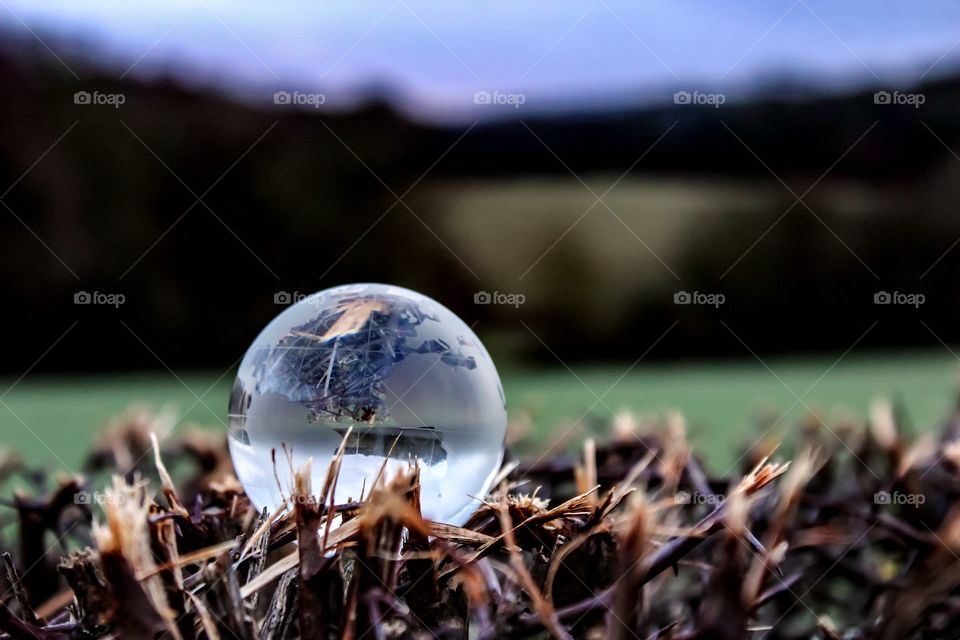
[228,283,507,525]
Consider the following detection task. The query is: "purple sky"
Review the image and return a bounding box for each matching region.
[3,1,959,121]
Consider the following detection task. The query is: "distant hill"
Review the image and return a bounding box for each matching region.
[1,40,959,371]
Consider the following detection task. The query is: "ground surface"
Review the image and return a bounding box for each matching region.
[0,349,956,474]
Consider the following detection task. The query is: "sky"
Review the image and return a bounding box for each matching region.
[3,1,959,121]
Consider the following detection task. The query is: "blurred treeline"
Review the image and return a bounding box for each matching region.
[2,37,960,373]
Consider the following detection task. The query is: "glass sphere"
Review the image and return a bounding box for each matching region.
[228,284,507,525]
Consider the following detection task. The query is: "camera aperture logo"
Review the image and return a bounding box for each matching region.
[673,90,725,108]
[474,290,525,308]
[74,291,125,308]
[873,90,925,108]
[874,291,924,308]
[74,90,125,108]
[273,90,326,108]
[473,90,526,109]
[674,290,725,308]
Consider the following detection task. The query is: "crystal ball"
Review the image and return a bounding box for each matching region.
[228,284,507,525]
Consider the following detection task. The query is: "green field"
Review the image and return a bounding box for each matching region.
[1,349,957,475]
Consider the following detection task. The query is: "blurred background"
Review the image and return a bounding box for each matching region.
[2,0,960,471]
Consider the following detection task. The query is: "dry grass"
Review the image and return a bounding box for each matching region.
[1,398,960,639]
